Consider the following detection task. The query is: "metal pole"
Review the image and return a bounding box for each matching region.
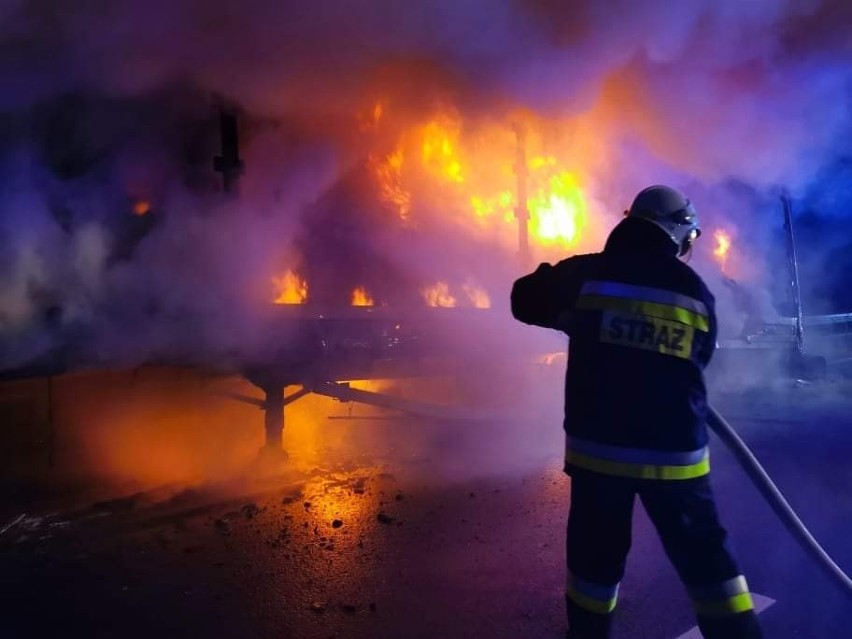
[513,123,531,268]
[781,195,805,356]
[263,385,284,452]
[213,105,244,195]
[46,376,55,469]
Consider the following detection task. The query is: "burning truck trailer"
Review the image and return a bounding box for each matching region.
[2,93,850,484]
[0,98,566,489]
[2,93,852,639]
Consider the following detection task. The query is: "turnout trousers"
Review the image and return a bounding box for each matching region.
[565,471,762,639]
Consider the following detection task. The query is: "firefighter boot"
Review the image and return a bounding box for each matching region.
[566,597,613,639]
[697,610,763,639]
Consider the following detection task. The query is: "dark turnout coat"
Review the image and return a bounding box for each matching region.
[511,217,718,480]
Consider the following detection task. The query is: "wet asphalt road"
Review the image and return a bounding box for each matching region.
[1,384,851,639]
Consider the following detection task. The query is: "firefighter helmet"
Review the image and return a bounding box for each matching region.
[626,185,701,256]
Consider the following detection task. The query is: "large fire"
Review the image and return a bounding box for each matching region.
[272,270,308,305]
[274,105,609,308]
[369,108,593,257]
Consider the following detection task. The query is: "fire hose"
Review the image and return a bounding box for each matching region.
[707,405,852,598]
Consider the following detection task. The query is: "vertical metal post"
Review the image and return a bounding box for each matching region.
[46,376,55,469]
[781,195,805,356]
[213,106,244,195]
[513,123,531,268]
[263,385,284,451]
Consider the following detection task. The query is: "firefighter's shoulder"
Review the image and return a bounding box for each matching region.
[666,256,714,304]
[551,252,601,277]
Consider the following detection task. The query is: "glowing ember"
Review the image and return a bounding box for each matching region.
[461,283,491,309]
[713,229,732,273]
[351,286,374,307]
[538,352,566,366]
[421,282,456,308]
[272,270,308,304]
[133,200,151,216]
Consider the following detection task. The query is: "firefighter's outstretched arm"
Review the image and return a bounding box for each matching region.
[511,257,586,330]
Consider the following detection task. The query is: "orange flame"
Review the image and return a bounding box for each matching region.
[468,169,588,249]
[133,200,151,216]
[421,282,456,308]
[471,191,514,220]
[421,118,464,183]
[371,145,412,221]
[272,270,308,304]
[713,229,732,273]
[367,104,597,257]
[351,286,374,307]
[461,283,491,309]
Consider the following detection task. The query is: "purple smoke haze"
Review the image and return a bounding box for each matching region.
[1,0,851,369]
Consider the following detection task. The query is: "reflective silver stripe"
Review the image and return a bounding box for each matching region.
[690,575,755,616]
[580,281,708,318]
[689,576,750,600]
[566,436,708,466]
[568,573,620,601]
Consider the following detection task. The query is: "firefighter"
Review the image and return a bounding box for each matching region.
[511,185,762,638]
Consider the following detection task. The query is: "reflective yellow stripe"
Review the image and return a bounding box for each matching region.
[567,587,618,614]
[577,295,710,331]
[566,450,710,480]
[600,311,695,360]
[693,592,755,616]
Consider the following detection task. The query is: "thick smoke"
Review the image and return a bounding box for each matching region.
[3,1,850,174]
[1,0,852,372]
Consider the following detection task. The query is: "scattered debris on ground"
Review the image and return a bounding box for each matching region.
[240,503,263,519]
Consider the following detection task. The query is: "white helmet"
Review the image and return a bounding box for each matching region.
[626,185,701,256]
